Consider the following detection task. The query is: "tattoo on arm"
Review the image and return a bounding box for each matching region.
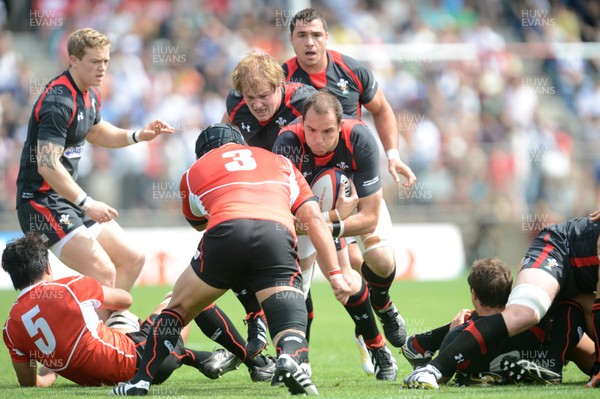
[37,140,63,170]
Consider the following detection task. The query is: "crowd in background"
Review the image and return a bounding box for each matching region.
[0,0,599,232]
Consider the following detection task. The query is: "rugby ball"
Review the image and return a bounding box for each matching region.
[105,310,141,332]
[310,167,350,211]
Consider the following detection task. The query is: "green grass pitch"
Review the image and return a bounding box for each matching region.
[0,277,593,398]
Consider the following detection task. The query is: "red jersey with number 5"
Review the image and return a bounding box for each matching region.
[180,143,316,234]
[2,275,136,386]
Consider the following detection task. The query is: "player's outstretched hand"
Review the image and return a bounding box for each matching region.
[138,119,176,141]
[590,210,600,222]
[389,158,416,188]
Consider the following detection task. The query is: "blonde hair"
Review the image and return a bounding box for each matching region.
[67,28,110,60]
[231,51,284,94]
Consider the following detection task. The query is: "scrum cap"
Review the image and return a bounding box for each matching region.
[195,123,246,158]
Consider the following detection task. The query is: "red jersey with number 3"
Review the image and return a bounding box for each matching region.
[180,143,316,234]
[2,275,136,386]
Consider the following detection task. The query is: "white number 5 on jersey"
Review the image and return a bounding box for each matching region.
[22,305,56,355]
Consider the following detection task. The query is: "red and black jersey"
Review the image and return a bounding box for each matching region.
[518,217,600,299]
[16,70,102,206]
[273,117,381,198]
[282,50,378,119]
[226,82,317,151]
[180,143,316,235]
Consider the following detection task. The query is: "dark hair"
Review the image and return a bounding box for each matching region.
[290,8,327,36]
[301,91,343,125]
[467,258,513,309]
[2,232,49,290]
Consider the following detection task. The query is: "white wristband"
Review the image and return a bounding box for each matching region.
[385,149,400,160]
[337,220,344,238]
[74,191,87,206]
[127,130,139,145]
[80,196,92,211]
[322,211,330,222]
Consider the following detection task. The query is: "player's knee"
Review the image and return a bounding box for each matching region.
[505,283,552,329]
[363,250,395,276]
[94,264,117,287]
[261,290,307,341]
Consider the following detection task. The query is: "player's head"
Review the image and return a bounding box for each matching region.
[290,8,328,71]
[467,258,513,309]
[195,123,246,159]
[301,91,343,156]
[232,51,285,123]
[67,28,111,88]
[2,232,50,290]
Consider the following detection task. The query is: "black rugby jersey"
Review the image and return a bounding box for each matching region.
[273,117,381,198]
[282,50,378,119]
[226,82,317,150]
[16,70,101,206]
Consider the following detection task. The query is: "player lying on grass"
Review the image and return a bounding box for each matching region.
[404,213,600,389]
[110,123,351,396]
[401,257,595,386]
[2,232,232,387]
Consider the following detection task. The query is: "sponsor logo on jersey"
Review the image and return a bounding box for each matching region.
[362,176,380,187]
[63,146,84,159]
[241,122,251,132]
[77,111,84,121]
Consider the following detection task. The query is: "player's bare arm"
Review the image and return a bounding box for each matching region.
[37,140,86,206]
[101,286,133,310]
[296,200,352,304]
[364,88,416,187]
[11,361,56,387]
[338,189,382,236]
[86,119,175,148]
[37,139,118,223]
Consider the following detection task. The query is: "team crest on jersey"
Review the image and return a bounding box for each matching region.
[77,111,84,121]
[336,78,349,95]
[59,214,74,229]
[241,122,251,132]
[275,117,287,127]
[336,161,348,171]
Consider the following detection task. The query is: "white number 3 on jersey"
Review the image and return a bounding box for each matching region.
[222,149,257,171]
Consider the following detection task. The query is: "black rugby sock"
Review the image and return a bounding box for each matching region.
[361,262,395,310]
[305,290,314,342]
[430,313,508,378]
[131,309,183,383]
[344,278,380,342]
[412,323,451,353]
[194,304,249,362]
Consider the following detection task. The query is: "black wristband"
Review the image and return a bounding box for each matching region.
[77,194,89,207]
[331,222,341,237]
